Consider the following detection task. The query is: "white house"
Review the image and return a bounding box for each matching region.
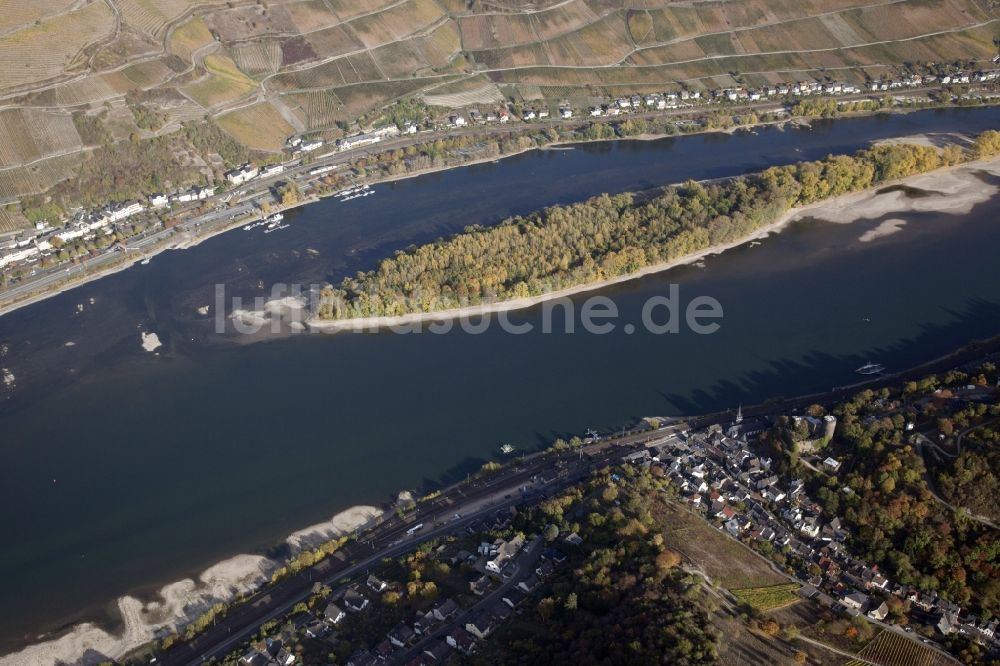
[559,107,573,119]
[225,165,259,186]
[450,114,467,127]
[337,132,381,151]
[0,245,40,268]
[54,216,112,243]
[149,194,169,209]
[867,601,889,621]
[841,591,869,611]
[323,602,345,624]
[485,535,524,574]
[259,165,285,179]
[105,201,144,222]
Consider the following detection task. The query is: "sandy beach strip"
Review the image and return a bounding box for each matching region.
[309,153,1000,333]
[0,506,380,666]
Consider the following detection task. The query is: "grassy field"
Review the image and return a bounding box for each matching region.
[182,55,257,109]
[732,583,802,611]
[653,497,790,591]
[168,16,215,60]
[217,101,295,152]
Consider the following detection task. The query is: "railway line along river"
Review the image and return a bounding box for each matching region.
[3,107,1000,661]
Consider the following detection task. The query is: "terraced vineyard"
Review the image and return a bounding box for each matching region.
[217,101,296,152]
[0,0,115,92]
[0,0,995,209]
[732,583,802,611]
[844,630,957,666]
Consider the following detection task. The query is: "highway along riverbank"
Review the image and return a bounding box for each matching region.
[2,107,1000,659]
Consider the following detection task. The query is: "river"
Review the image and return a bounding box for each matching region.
[2,107,1000,654]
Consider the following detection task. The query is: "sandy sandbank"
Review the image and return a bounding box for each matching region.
[0,506,379,666]
[308,153,1000,333]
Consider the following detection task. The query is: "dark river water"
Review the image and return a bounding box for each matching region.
[2,108,1000,650]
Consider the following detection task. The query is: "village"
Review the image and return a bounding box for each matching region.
[211,398,997,666]
[1,63,999,290]
[232,502,575,666]
[646,409,998,652]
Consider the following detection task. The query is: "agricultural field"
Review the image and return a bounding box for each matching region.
[217,101,296,152]
[0,109,81,169]
[653,497,789,591]
[279,91,347,131]
[324,0,402,23]
[0,153,82,202]
[0,0,995,210]
[269,52,386,91]
[845,630,956,666]
[0,205,30,233]
[732,583,802,611]
[423,82,504,109]
[203,4,301,43]
[304,24,365,59]
[0,0,115,93]
[168,16,215,61]
[0,0,77,34]
[120,58,178,89]
[52,73,131,107]
[231,41,285,79]
[182,55,257,109]
[119,0,228,39]
[349,0,446,49]
[285,0,340,34]
[332,78,446,118]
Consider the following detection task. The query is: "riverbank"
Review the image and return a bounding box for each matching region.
[12,322,1000,666]
[0,505,380,666]
[0,100,985,321]
[5,106,1000,665]
[307,151,1000,333]
[0,194,320,320]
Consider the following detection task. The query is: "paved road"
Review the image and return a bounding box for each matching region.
[147,344,1000,665]
[388,540,545,665]
[0,88,936,316]
[156,430,663,666]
